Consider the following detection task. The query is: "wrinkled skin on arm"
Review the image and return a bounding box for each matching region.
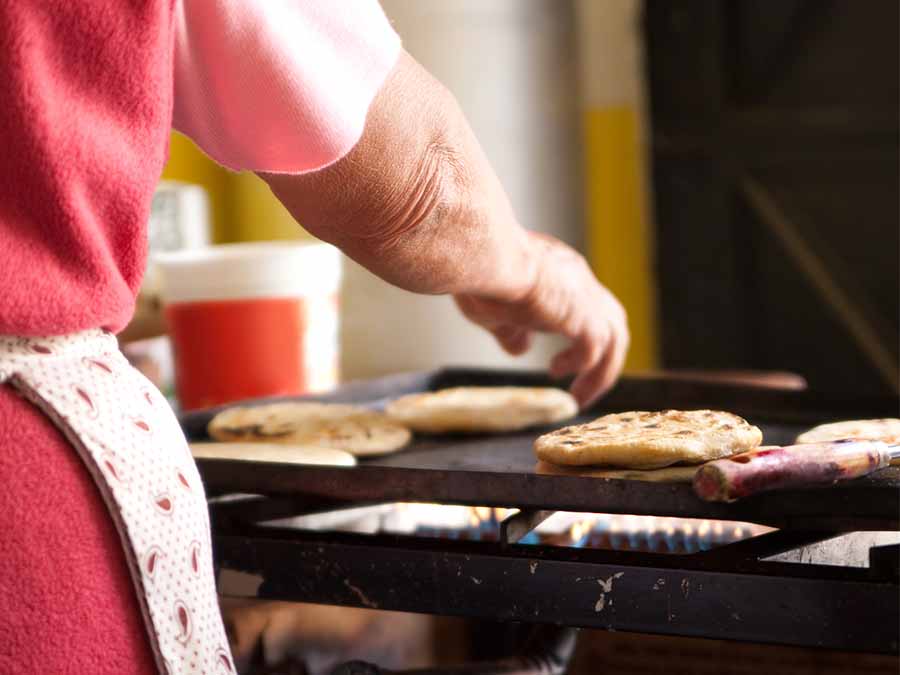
[261,51,629,406]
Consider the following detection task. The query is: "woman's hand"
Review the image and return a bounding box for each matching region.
[454,232,629,408]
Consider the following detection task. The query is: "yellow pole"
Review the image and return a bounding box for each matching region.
[160,132,232,242]
[575,0,659,370]
[230,172,309,242]
[161,133,310,243]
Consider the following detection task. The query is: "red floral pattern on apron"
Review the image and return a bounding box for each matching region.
[0,331,233,674]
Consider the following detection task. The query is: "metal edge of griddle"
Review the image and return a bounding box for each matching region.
[194,458,900,531]
[179,368,900,435]
[426,369,900,424]
[692,529,846,564]
[213,524,900,654]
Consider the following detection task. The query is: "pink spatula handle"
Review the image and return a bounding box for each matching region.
[693,440,891,502]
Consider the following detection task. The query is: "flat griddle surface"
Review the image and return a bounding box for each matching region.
[182,369,900,529]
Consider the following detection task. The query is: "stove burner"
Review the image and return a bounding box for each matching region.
[264,503,772,554]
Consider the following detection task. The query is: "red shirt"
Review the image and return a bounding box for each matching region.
[0,0,399,336]
[0,1,398,670]
[0,0,174,335]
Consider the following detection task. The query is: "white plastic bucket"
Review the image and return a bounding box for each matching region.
[156,241,341,410]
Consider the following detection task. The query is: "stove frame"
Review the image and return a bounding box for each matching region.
[212,503,898,657]
[184,370,900,665]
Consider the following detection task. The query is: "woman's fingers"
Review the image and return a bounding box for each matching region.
[569,316,629,408]
[569,337,617,407]
[549,283,623,383]
[492,325,533,355]
[549,347,578,378]
[549,328,604,378]
[456,297,534,356]
[454,235,630,404]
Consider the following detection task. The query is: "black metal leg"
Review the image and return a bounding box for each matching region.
[499,510,556,545]
[870,544,900,581]
[694,528,842,563]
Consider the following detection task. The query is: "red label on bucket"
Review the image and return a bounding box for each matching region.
[167,297,306,410]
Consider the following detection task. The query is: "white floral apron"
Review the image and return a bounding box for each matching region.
[0,330,234,674]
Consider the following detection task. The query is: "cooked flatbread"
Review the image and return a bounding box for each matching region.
[796,419,900,465]
[207,402,411,456]
[535,460,698,483]
[386,386,578,433]
[796,418,900,445]
[534,409,763,469]
[190,442,356,466]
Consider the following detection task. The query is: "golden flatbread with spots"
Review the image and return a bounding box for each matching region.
[386,386,578,433]
[207,402,411,457]
[190,442,356,466]
[534,409,762,469]
[796,418,900,445]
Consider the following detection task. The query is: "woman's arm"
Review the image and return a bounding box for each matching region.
[260,51,628,406]
[261,51,531,299]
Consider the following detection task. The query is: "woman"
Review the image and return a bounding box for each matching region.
[0,1,628,672]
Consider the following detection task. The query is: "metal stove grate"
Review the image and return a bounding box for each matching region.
[261,503,773,554]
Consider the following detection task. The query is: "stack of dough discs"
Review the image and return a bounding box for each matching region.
[207,402,412,457]
[385,386,578,433]
[190,442,356,466]
[796,418,900,465]
[535,460,699,483]
[534,409,763,469]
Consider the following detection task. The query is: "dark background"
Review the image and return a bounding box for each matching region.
[646,0,899,395]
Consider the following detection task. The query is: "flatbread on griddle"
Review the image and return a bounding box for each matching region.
[207,402,411,457]
[796,418,900,445]
[536,445,780,482]
[190,442,356,466]
[385,386,577,434]
[534,409,762,469]
[796,418,900,465]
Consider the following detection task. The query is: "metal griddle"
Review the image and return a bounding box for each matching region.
[181,369,900,530]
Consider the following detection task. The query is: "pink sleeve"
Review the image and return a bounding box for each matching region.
[172,0,401,174]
